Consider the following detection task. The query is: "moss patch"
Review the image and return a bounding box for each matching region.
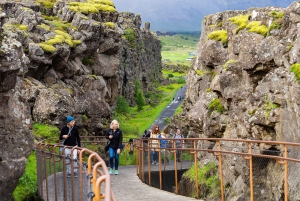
[104,22,115,29]
[228,15,249,33]
[208,30,228,45]
[208,98,226,114]
[291,63,300,82]
[67,0,116,15]
[264,97,279,118]
[38,43,57,53]
[223,59,237,70]
[196,70,204,76]
[245,21,268,37]
[37,23,51,32]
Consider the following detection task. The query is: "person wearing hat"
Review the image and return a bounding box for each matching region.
[59,115,81,178]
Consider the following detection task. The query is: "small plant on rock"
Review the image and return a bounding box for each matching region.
[208,30,228,45]
[208,98,226,114]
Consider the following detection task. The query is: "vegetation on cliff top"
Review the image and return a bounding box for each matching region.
[208,30,228,45]
[67,0,116,14]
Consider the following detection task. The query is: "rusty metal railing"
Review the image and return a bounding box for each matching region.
[36,138,116,201]
[135,138,300,201]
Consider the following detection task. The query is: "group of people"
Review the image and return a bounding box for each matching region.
[59,116,123,176]
[143,124,185,165]
[59,116,184,177]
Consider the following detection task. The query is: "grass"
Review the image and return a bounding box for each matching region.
[159,34,199,62]
[115,82,184,136]
[162,70,186,78]
[32,123,59,142]
[13,152,39,201]
[184,162,220,198]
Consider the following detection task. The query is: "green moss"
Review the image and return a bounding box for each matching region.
[206,88,211,92]
[18,25,28,31]
[291,63,300,82]
[37,0,55,9]
[287,45,293,52]
[264,97,279,118]
[269,21,282,31]
[269,10,284,19]
[196,70,204,76]
[228,15,249,33]
[82,57,95,66]
[104,22,115,29]
[184,162,220,198]
[37,23,51,32]
[82,114,88,121]
[54,30,72,40]
[42,15,60,21]
[72,40,82,46]
[208,30,228,45]
[88,74,98,79]
[67,0,116,15]
[208,98,226,114]
[51,20,71,31]
[246,21,268,37]
[45,35,64,45]
[248,109,257,116]
[123,28,137,46]
[223,59,237,70]
[39,43,57,53]
[217,22,222,27]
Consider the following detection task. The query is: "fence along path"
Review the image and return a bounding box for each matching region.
[110,165,198,201]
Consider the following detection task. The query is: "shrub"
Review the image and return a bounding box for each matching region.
[164,117,170,124]
[115,96,130,115]
[269,21,282,32]
[168,73,174,78]
[208,98,226,114]
[228,15,249,33]
[135,90,146,111]
[176,77,186,84]
[291,63,300,82]
[123,28,136,45]
[208,30,228,45]
[82,114,88,121]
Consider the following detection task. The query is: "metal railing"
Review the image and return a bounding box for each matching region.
[134,138,300,201]
[36,138,116,201]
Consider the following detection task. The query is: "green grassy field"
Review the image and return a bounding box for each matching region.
[159,34,199,62]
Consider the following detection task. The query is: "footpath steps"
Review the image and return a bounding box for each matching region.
[110,165,199,201]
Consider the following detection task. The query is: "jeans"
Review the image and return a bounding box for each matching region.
[150,150,158,162]
[65,148,78,174]
[109,147,119,170]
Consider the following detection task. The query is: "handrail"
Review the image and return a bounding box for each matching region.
[36,138,116,201]
[134,137,300,201]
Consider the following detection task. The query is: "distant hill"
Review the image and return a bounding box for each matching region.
[113,0,295,32]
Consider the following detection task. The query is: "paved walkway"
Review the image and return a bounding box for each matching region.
[110,165,199,201]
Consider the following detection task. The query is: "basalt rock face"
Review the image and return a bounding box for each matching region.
[0,1,161,199]
[117,12,162,106]
[172,2,300,200]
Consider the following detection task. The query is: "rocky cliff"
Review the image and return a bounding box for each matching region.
[0,0,161,200]
[171,2,300,200]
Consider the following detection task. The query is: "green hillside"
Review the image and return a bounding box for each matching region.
[159,34,199,62]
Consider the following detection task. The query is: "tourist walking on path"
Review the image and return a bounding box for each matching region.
[106,120,123,175]
[150,124,160,165]
[59,116,81,177]
[173,129,184,162]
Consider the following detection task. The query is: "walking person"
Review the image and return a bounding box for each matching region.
[59,116,81,178]
[150,124,160,165]
[106,120,123,175]
[159,133,169,164]
[173,129,184,162]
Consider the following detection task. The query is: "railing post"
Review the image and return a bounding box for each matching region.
[284,145,288,201]
[148,139,151,185]
[217,141,225,201]
[249,142,253,201]
[193,140,199,198]
[159,141,162,190]
[173,139,178,194]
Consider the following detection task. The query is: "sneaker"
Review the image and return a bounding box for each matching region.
[74,172,78,178]
[67,173,71,178]
[115,170,118,175]
[109,168,114,175]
